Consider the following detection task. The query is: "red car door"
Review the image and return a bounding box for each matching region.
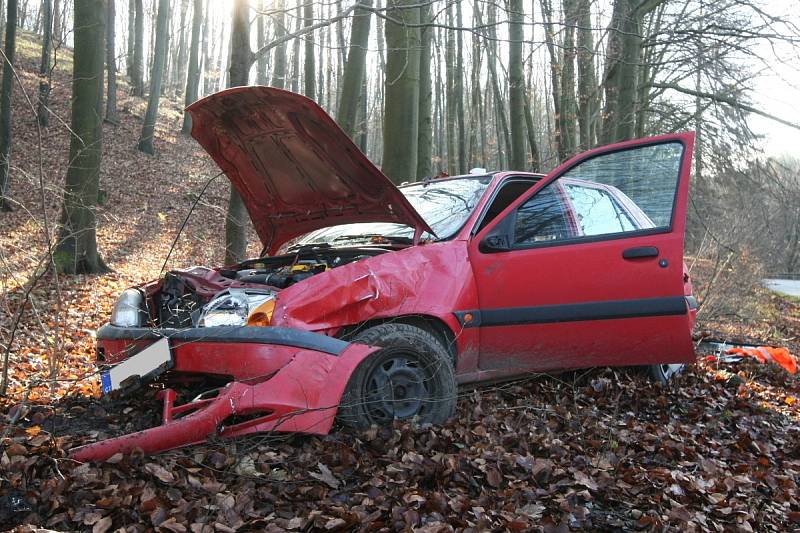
[464,133,696,374]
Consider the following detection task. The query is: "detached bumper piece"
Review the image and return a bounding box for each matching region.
[72,327,377,462]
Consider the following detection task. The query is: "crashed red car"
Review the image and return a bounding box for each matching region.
[71,87,697,461]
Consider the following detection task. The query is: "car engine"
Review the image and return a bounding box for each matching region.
[152,247,388,328]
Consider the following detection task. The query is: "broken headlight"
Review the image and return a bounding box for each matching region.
[110,289,147,327]
[198,289,275,328]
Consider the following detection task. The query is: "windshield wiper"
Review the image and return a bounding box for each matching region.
[331,234,413,245]
[285,242,332,253]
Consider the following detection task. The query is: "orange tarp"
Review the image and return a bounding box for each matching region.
[726,346,797,374]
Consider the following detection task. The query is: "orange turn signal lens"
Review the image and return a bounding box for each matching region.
[247,299,276,326]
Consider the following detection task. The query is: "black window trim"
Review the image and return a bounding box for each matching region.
[469,174,542,238]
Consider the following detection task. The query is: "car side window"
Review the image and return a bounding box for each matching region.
[564,184,636,235]
[503,142,682,248]
[513,185,571,244]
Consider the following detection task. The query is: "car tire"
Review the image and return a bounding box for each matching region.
[337,323,457,430]
[647,363,685,384]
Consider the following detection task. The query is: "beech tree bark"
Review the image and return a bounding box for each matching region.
[416,2,433,180]
[181,0,202,133]
[270,0,287,88]
[508,0,527,169]
[576,0,597,149]
[559,0,578,158]
[131,0,144,96]
[303,0,315,99]
[55,0,107,273]
[381,0,420,184]
[105,0,119,123]
[224,0,252,264]
[0,0,17,210]
[336,0,372,138]
[136,0,169,154]
[36,0,52,126]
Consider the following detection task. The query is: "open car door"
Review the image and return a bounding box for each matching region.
[466,133,696,373]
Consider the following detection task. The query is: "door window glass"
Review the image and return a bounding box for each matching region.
[509,142,683,246]
[564,183,636,235]
[513,186,571,244]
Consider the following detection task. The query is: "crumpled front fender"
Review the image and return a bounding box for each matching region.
[70,342,377,462]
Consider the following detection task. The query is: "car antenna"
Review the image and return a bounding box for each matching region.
[159,171,224,277]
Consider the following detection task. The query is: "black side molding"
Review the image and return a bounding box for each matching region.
[454,295,691,329]
[96,324,350,356]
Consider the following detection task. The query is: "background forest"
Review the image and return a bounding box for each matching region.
[0,1,798,530]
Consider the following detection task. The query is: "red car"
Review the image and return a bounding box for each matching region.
[72,88,697,461]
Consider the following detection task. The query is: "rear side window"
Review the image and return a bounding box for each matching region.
[564,184,635,236]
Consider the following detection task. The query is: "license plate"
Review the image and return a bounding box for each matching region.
[101,338,173,394]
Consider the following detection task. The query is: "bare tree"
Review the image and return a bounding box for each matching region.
[0,0,17,211]
[105,0,119,124]
[181,0,203,133]
[381,0,420,183]
[136,0,170,154]
[55,0,108,273]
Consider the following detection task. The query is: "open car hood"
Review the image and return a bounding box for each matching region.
[187,87,433,255]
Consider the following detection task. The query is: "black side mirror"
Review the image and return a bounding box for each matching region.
[480,234,510,253]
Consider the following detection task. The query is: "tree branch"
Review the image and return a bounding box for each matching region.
[650,82,800,132]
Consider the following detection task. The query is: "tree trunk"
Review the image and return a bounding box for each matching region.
[336,0,371,138]
[126,0,134,75]
[105,0,119,123]
[224,0,252,265]
[540,0,562,160]
[523,88,540,171]
[455,0,466,174]
[576,0,596,149]
[181,0,202,133]
[201,0,212,94]
[303,0,314,99]
[416,2,432,180]
[53,0,62,44]
[484,1,510,168]
[270,0,287,88]
[601,0,657,143]
[37,0,52,127]
[55,0,107,273]
[256,0,268,84]
[290,0,300,93]
[357,74,368,151]
[508,0,526,169]
[381,0,420,184]
[174,0,189,95]
[0,0,17,211]
[445,4,456,173]
[137,0,169,154]
[0,0,16,210]
[131,0,144,95]
[558,0,577,159]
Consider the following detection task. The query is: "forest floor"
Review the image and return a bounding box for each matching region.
[1,32,798,532]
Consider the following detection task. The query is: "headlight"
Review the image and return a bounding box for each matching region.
[111,289,146,327]
[198,289,275,328]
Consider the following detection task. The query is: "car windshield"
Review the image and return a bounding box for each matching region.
[288,176,493,249]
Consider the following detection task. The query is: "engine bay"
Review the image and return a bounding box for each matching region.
[153,247,388,328]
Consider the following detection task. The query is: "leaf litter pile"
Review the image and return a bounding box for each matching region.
[1,361,799,531]
[1,31,799,532]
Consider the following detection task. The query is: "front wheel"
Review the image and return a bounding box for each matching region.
[647,363,685,384]
[337,324,456,430]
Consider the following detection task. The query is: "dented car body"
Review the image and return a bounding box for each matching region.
[71,87,698,461]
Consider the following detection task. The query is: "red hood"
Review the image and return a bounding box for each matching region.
[187,87,433,255]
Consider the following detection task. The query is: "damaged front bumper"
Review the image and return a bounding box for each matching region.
[70,326,377,462]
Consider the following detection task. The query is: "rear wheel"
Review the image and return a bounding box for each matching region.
[647,363,685,384]
[337,323,456,430]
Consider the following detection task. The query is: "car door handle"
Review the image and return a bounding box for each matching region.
[622,246,659,259]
